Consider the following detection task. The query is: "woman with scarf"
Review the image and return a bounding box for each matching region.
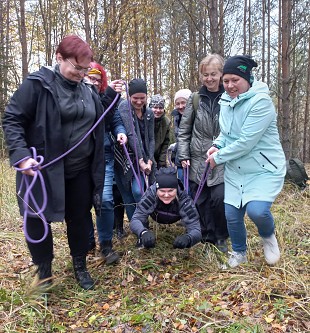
[114,78,155,221]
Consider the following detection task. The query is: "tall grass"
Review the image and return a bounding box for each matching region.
[0,159,309,332]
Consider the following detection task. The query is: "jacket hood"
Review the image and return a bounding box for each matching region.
[220,79,270,107]
[28,66,55,83]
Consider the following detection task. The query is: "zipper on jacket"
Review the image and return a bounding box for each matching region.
[259,152,278,169]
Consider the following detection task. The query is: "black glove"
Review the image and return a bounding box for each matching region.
[173,234,191,249]
[141,230,156,248]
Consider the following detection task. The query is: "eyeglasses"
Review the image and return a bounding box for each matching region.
[66,58,91,74]
[85,75,102,85]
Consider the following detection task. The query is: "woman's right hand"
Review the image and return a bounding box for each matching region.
[207,146,218,157]
[18,158,39,176]
[181,160,190,168]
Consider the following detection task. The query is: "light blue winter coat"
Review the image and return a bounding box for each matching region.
[213,80,286,208]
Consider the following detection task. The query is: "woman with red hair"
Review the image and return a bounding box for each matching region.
[84,63,127,265]
[85,62,108,93]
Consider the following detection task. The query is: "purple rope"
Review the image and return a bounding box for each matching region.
[121,140,145,196]
[14,148,49,243]
[193,162,211,205]
[15,92,120,243]
[183,165,189,194]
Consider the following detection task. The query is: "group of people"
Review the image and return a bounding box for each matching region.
[2,34,286,292]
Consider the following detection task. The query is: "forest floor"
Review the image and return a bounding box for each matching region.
[0,159,309,333]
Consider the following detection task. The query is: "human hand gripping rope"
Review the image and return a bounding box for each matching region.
[15,90,121,244]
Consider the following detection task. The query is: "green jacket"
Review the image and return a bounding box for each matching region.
[154,114,171,168]
[177,85,224,186]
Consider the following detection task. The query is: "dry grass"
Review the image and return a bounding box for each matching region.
[0,158,309,333]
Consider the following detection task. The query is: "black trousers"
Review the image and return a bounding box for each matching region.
[190,181,228,243]
[26,169,93,264]
[113,183,124,227]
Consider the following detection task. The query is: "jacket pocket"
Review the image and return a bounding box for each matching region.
[254,152,278,172]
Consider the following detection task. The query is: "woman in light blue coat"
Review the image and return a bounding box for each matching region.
[207,55,286,268]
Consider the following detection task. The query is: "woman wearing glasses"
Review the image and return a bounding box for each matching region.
[2,35,121,291]
[84,63,127,265]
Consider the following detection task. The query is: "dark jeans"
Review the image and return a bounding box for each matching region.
[26,169,93,264]
[190,181,228,243]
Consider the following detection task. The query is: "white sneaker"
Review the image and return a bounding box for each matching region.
[228,251,247,268]
[262,234,280,265]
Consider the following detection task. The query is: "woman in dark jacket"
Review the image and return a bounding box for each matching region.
[130,167,201,248]
[149,94,171,168]
[169,89,192,181]
[2,35,120,290]
[114,78,155,221]
[178,54,228,252]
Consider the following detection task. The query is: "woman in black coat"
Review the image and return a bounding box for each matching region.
[2,35,120,290]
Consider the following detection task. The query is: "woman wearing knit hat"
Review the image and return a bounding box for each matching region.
[114,78,155,222]
[149,94,171,168]
[84,63,127,264]
[130,167,201,249]
[207,55,286,268]
[169,89,192,183]
[177,54,229,253]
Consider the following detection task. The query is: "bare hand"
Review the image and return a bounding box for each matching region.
[206,146,218,157]
[181,160,190,168]
[206,154,217,169]
[18,158,39,176]
[109,79,123,93]
[117,133,127,144]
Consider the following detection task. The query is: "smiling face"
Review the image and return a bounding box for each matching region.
[57,54,91,82]
[223,74,250,99]
[200,62,222,92]
[157,188,177,204]
[174,97,187,115]
[152,105,165,118]
[130,93,147,112]
[84,73,102,92]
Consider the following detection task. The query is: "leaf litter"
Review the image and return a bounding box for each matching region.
[0,160,309,332]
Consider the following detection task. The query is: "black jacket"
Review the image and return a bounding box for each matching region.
[130,181,202,246]
[2,66,117,220]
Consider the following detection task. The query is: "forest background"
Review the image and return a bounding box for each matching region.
[0,1,309,332]
[0,0,309,161]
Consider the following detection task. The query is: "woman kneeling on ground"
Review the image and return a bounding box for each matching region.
[130,166,202,249]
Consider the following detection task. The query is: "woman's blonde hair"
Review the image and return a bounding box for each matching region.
[198,54,224,80]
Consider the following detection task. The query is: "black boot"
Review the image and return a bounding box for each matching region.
[100,240,120,265]
[37,261,52,287]
[72,256,94,290]
[115,225,127,239]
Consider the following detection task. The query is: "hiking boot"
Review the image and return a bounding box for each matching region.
[261,234,280,265]
[36,261,53,287]
[100,240,120,265]
[228,251,247,268]
[72,256,94,290]
[216,239,228,253]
